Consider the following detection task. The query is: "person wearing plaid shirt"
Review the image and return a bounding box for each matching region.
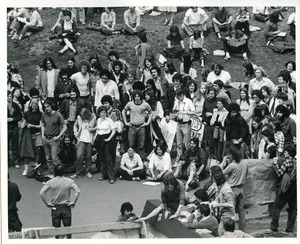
[270,145,297,233]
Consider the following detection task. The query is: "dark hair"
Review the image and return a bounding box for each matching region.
[101,95,113,106]
[251,89,263,100]
[144,56,154,68]
[89,54,100,64]
[270,118,281,132]
[44,99,55,110]
[132,81,145,91]
[216,97,226,106]
[242,62,255,78]
[213,172,226,186]
[193,30,201,40]
[29,87,40,97]
[108,50,119,59]
[97,105,107,115]
[199,204,210,217]
[277,92,288,101]
[100,69,112,78]
[252,116,262,131]
[283,145,296,158]
[54,164,65,176]
[68,86,80,98]
[80,107,92,121]
[211,63,223,71]
[78,60,91,72]
[132,89,144,100]
[175,88,184,97]
[92,62,103,72]
[163,173,179,189]
[223,217,235,232]
[278,69,292,84]
[154,143,167,156]
[150,66,161,76]
[214,79,224,89]
[275,104,290,118]
[172,73,183,84]
[190,137,200,148]
[145,88,157,106]
[261,128,275,142]
[227,102,240,113]
[137,31,147,43]
[120,202,133,215]
[269,11,280,23]
[146,79,158,94]
[59,68,68,78]
[187,79,198,91]
[206,87,216,96]
[182,53,193,74]
[239,87,250,105]
[169,25,180,34]
[210,165,222,177]
[285,60,296,71]
[194,189,209,202]
[67,57,76,63]
[226,146,241,163]
[112,60,123,71]
[254,104,270,118]
[260,86,271,96]
[165,61,176,75]
[42,57,57,70]
[63,10,72,18]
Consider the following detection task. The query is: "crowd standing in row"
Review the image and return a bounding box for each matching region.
[8,6,296,237]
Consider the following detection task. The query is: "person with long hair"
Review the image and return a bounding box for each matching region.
[285,60,296,84]
[250,116,263,159]
[138,173,188,221]
[163,25,185,59]
[57,10,78,55]
[93,105,116,183]
[65,57,78,78]
[259,128,277,159]
[260,85,271,106]
[146,143,172,181]
[141,57,155,85]
[242,62,255,84]
[19,98,43,176]
[180,53,197,80]
[236,87,250,121]
[71,108,96,179]
[163,61,177,84]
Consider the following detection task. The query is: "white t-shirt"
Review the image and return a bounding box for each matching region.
[96,117,114,135]
[47,69,55,98]
[185,8,207,25]
[207,70,231,85]
[149,153,172,172]
[70,72,90,97]
[79,121,93,143]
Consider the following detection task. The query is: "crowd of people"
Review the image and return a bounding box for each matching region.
[8,6,296,238]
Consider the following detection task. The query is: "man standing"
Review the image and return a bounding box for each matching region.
[219,146,248,232]
[40,165,80,239]
[8,173,22,232]
[122,89,152,159]
[213,79,231,108]
[171,88,195,164]
[41,100,67,176]
[123,7,145,35]
[60,86,85,140]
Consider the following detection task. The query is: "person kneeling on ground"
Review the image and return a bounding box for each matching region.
[117,147,144,181]
[222,217,253,238]
[116,202,138,222]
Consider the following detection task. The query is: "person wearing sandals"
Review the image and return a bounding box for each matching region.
[158,6,177,26]
[182,7,209,37]
[223,27,249,62]
[71,108,97,179]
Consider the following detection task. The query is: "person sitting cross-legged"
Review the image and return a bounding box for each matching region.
[117,147,144,181]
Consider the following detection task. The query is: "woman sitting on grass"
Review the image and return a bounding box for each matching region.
[100,7,123,35]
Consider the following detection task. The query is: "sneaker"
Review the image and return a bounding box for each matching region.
[22,169,28,176]
[14,164,20,169]
[70,174,79,179]
[109,179,115,184]
[132,177,140,182]
[86,172,93,179]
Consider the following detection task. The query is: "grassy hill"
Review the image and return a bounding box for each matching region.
[7,7,296,100]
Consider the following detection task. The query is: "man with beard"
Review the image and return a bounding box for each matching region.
[42,100,67,176]
[60,87,85,140]
[174,137,206,184]
[111,60,126,97]
[275,105,296,148]
[213,79,231,108]
[54,69,79,108]
[224,103,250,159]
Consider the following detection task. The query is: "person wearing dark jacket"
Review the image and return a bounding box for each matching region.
[8,90,22,168]
[224,103,250,159]
[8,173,22,232]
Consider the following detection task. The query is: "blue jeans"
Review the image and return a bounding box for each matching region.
[51,204,72,239]
[42,138,60,174]
[270,183,297,232]
[128,126,146,158]
[76,141,92,175]
[176,123,191,161]
[232,185,246,231]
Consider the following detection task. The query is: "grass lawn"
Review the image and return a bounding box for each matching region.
[7,7,295,100]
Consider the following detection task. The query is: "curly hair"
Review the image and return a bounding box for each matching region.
[226,145,241,163]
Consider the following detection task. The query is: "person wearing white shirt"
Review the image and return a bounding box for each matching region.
[94,69,120,109]
[146,144,172,181]
[172,88,196,163]
[182,7,209,37]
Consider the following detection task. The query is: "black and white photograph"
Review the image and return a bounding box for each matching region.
[2,0,299,242]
